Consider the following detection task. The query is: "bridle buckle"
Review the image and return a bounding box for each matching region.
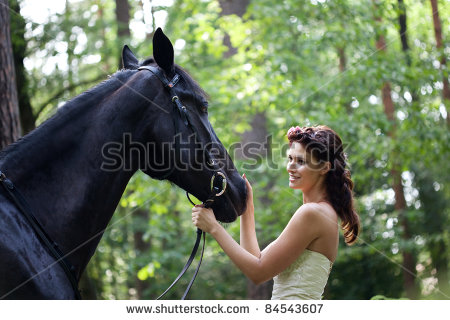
[210,172,227,197]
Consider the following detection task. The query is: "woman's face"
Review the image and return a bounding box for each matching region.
[286,142,328,191]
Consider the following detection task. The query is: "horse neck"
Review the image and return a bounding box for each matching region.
[0,79,147,276]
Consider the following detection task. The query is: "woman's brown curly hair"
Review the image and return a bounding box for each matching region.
[287,125,360,245]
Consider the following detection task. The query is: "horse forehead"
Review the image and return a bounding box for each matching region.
[131,67,208,107]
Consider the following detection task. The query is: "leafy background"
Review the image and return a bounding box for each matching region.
[7,0,450,299]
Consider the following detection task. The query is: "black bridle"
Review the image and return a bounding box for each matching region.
[137,65,227,300]
[0,65,226,300]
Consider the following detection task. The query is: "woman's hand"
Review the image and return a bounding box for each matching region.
[243,173,254,216]
[192,205,219,234]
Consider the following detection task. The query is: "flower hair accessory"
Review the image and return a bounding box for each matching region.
[287,126,302,137]
[287,126,317,146]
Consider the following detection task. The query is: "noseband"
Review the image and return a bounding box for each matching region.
[138,65,228,300]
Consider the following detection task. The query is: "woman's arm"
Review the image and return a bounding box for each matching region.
[192,203,321,285]
[239,175,260,257]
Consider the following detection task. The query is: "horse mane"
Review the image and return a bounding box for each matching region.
[0,70,135,160]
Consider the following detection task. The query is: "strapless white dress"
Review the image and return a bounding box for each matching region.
[271,249,333,300]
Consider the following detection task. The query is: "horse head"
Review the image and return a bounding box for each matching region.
[114,28,246,223]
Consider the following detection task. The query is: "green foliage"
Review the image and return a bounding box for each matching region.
[16,0,450,299]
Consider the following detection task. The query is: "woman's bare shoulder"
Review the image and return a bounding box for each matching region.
[290,203,323,227]
[296,202,338,225]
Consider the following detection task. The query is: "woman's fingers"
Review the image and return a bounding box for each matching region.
[244,177,253,202]
[191,206,216,232]
[243,173,253,191]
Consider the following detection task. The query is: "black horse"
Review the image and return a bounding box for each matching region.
[0,28,246,299]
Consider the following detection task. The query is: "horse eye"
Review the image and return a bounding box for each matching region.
[201,106,208,113]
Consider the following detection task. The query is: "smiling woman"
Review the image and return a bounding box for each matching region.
[192,125,360,300]
[287,125,360,245]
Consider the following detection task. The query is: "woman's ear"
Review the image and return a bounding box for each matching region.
[321,162,331,175]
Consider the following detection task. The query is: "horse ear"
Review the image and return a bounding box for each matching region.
[122,45,139,70]
[153,28,174,74]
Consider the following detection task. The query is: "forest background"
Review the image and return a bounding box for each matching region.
[0,0,449,300]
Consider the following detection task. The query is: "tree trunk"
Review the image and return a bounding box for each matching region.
[337,46,353,113]
[10,0,35,134]
[398,0,448,297]
[338,47,346,72]
[219,0,250,58]
[397,0,410,62]
[115,0,131,68]
[116,0,131,38]
[0,0,21,149]
[397,0,419,101]
[395,1,421,298]
[430,0,450,126]
[416,2,449,292]
[373,0,418,299]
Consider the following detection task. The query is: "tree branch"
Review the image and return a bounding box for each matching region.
[35,73,107,118]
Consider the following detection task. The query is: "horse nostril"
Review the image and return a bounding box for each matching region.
[207,159,215,167]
